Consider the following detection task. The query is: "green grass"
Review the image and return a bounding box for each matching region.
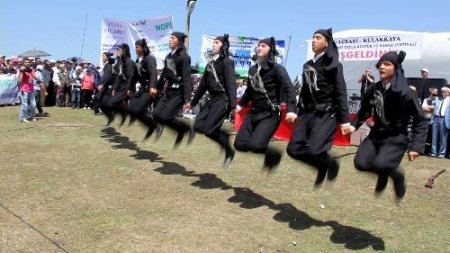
[0,106,449,253]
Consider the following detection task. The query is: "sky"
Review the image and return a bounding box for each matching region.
[1,0,449,78]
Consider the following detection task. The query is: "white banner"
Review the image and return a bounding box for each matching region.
[306,34,424,61]
[0,74,19,105]
[200,35,286,77]
[100,18,129,63]
[128,16,173,69]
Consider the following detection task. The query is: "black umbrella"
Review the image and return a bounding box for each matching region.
[67,57,84,63]
[18,49,51,58]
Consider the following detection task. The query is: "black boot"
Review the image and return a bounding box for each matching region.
[174,130,186,148]
[262,147,282,173]
[187,127,196,145]
[314,167,327,187]
[375,172,389,194]
[390,169,406,199]
[224,145,235,167]
[327,158,340,181]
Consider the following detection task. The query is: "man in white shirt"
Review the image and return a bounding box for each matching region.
[430,86,450,158]
[422,87,438,154]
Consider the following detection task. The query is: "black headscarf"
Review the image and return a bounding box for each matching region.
[258,37,279,64]
[214,34,230,57]
[171,32,187,54]
[119,43,131,59]
[314,28,339,70]
[376,50,409,96]
[135,39,150,56]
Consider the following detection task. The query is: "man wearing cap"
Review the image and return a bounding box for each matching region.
[287,28,353,186]
[353,51,427,200]
[184,34,237,166]
[430,86,450,158]
[234,37,297,170]
[153,32,194,146]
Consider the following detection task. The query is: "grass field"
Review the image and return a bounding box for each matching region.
[0,106,449,253]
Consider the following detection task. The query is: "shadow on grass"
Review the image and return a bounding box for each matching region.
[100,127,385,251]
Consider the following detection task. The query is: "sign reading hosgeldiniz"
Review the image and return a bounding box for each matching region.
[306,33,423,61]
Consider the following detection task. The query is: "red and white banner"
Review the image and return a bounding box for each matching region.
[307,34,424,61]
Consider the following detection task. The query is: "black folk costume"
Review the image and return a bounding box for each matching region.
[234,37,297,170]
[190,34,237,166]
[286,28,350,186]
[353,51,427,199]
[127,39,161,139]
[96,52,114,115]
[153,32,194,146]
[103,43,136,126]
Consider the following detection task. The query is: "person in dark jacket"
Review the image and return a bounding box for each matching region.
[353,50,427,200]
[153,32,194,147]
[127,39,161,138]
[95,52,115,115]
[234,37,297,170]
[103,43,136,125]
[286,28,353,187]
[184,34,237,166]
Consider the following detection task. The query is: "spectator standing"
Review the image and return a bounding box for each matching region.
[18,58,36,122]
[81,68,95,109]
[431,86,450,158]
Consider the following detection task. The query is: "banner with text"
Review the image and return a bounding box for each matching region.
[306,34,423,61]
[128,16,173,69]
[200,35,286,77]
[0,74,19,105]
[100,18,129,64]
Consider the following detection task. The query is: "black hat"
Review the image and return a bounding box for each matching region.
[314,28,333,41]
[135,39,150,56]
[376,50,406,69]
[171,32,187,44]
[214,34,230,57]
[119,43,131,59]
[135,39,147,47]
[314,28,339,70]
[259,37,279,63]
[376,50,409,95]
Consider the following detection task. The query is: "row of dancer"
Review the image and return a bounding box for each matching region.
[97,29,427,200]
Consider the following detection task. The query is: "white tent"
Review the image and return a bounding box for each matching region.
[305,29,450,93]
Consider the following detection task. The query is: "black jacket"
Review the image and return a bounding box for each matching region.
[239,62,297,114]
[113,57,136,92]
[157,49,192,101]
[191,56,237,109]
[299,56,349,123]
[136,54,157,91]
[356,82,427,153]
[99,63,113,90]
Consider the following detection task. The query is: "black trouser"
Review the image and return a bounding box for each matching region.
[81,89,94,108]
[101,90,128,119]
[153,88,190,133]
[128,90,158,132]
[94,89,107,114]
[286,111,337,169]
[194,95,230,150]
[425,122,432,154]
[35,90,44,114]
[234,109,280,153]
[354,131,408,174]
